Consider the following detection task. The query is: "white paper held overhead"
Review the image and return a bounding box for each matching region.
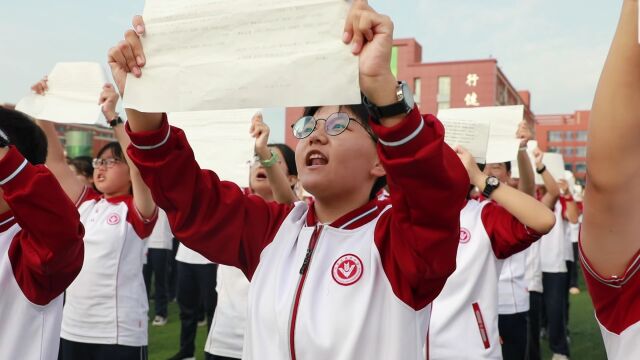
[438,105,524,164]
[16,62,107,125]
[124,0,360,112]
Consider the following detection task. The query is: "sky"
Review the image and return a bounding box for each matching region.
[0,1,621,142]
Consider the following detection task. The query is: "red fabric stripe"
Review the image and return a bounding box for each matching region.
[472,302,491,349]
[289,226,323,360]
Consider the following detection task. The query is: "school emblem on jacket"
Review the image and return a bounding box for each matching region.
[332,254,363,286]
[107,213,121,225]
[460,228,471,244]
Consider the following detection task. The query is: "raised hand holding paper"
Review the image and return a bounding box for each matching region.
[438,105,524,164]
[511,141,566,184]
[124,0,360,112]
[167,109,259,188]
[441,120,490,163]
[16,62,107,125]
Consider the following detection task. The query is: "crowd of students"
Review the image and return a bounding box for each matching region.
[1,1,638,359]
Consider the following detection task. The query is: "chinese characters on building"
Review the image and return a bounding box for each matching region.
[464,73,480,107]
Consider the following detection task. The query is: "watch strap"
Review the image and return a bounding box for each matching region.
[109,116,124,127]
[482,177,500,198]
[363,81,413,121]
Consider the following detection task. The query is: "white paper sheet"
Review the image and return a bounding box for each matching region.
[540,153,566,183]
[511,143,566,185]
[441,119,490,163]
[15,62,107,125]
[124,0,360,112]
[167,109,259,187]
[438,105,523,163]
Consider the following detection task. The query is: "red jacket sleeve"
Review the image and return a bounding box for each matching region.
[124,196,158,239]
[126,117,292,279]
[371,107,469,310]
[481,202,542,259]
[1,146,85,306]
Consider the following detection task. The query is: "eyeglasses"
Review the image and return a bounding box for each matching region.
[92,158,122,169]
[291,112,377,141]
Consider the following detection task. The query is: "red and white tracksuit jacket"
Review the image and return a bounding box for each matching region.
[429,199,542,359]
[0,146,84,359]
[126,107,468,360]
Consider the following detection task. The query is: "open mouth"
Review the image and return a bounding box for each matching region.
[305,150,328,167]
[96,174,106,182]
[255,170,267,180]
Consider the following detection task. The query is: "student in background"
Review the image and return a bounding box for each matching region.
[428,145,554,359]
[68,156,94,188]
[34,79,158,360]
[485,123,537,360]
[531,149,569,360]
[205,113,298,360]
[143,208,174,326]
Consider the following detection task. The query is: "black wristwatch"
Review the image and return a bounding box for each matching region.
[109,116,124,127]
[0,129,9,148]
[363,81,415,122]
[482,176,500,198]
[536,165,547,175]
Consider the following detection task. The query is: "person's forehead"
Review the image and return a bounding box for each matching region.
[487,163,506,169]
[313,105,360,119]
[99,149,114,159]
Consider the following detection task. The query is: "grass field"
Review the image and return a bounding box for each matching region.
[148,281,606,360]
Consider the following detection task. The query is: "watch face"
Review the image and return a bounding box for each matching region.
[488,177,500,186]
[402,82,415,108]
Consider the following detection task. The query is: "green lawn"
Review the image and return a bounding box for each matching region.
[148,302,209,360]
[148,284,606,360]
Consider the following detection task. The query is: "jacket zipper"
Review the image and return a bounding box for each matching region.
[288,225,323,360]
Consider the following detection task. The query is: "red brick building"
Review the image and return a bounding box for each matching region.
[53,123,116,158]
[535,111,589,183]
[284,38,534,148]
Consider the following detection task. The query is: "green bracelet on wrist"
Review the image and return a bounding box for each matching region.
[259,150,279,168]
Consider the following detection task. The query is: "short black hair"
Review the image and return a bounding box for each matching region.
[0,108,47,164]
[69,156,94,179]
[302,104,386,200]
[96,142,126,164]
[268,143,297,176]
[478,162,512,173]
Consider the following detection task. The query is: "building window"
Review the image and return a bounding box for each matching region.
[576,131,588,141]
[575,146,587,157]
[565,163,574,171]
[548,131,563,142]
[497,81,508,105]
[575,163,587,173]
[414,78,422,105]
[548,147,560,153]
[564,147,574,156]
[565,131,575,140]
[437,76,451,110]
